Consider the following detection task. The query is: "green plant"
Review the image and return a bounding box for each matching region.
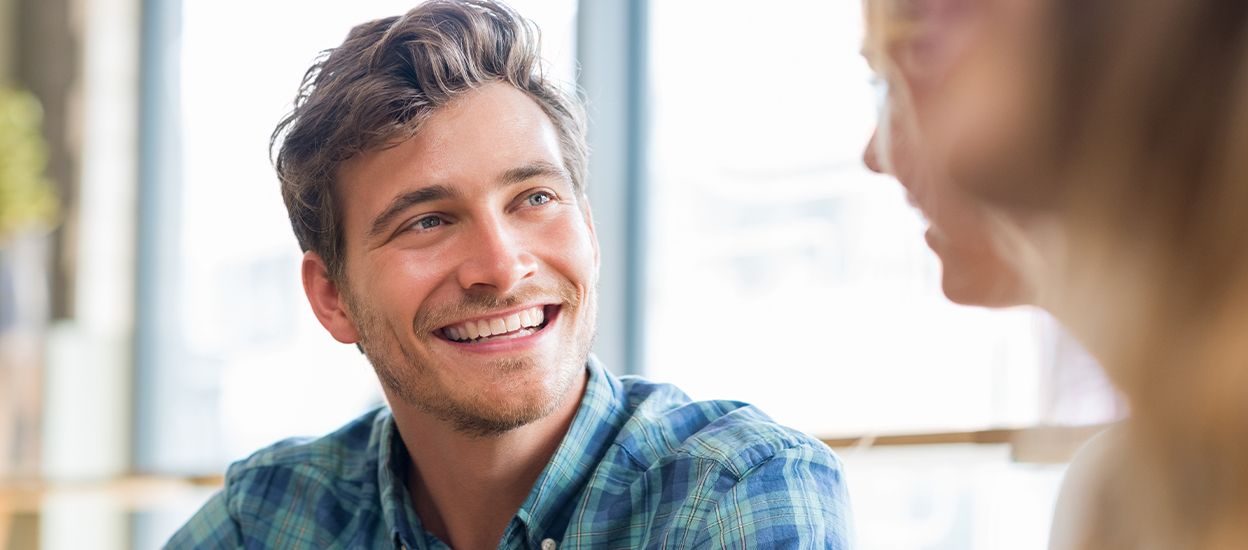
[0,87,58,240]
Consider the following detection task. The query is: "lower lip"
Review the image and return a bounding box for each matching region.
[436,305,561,354]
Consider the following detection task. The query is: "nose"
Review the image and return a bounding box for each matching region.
[863,129,884,174]
[455,215,538,294]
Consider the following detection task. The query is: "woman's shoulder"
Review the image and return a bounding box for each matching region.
[1048,422,1127,550]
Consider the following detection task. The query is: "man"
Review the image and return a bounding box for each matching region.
[169,1,850,548]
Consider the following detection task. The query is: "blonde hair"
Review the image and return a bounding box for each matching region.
[865,0,1248,547]
[1039,1,1248,548]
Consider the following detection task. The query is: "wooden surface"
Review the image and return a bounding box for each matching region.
[0,475,223,515]
[0,425,1106,548]
[822,423,1112,463]
[0,423,1110,519]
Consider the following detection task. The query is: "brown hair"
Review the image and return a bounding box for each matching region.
[1038,1,1248,548]
[272,0,588,282]
[961,0,1248,548]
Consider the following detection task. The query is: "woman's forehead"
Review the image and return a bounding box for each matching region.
[863,0,990,78]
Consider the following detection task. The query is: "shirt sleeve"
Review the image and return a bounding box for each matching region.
[693,444,855,549]
[165,489,244,549]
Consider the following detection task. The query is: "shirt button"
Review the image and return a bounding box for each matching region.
[541,539,557,550]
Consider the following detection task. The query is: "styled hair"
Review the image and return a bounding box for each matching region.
[272,0,587,281]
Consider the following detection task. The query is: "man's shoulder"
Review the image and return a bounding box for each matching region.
[221,406,389,504]
[614,376,841,478]
[565,375,852,548]
[229,405,386,473]
[168,407,394,548]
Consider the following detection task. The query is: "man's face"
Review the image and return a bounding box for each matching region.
[862,0,1032,307]
[319,82,598,437]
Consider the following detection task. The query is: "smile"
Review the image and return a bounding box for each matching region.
[438,305,555,344]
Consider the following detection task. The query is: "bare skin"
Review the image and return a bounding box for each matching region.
[395,372,583,549]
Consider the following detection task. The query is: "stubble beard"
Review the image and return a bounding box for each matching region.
[345,281,596,438]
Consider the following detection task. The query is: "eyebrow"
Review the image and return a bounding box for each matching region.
[366,184,458,240]
[499,160,571,187]
[365,161,572,240]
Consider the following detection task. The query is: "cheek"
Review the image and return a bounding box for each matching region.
[360,252,446,312]
[932,192,993,241]
[541,213,598,284]
[926,34,1039,197]
[938,75,1008,165]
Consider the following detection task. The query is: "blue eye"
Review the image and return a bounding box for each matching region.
[414,216,443,230]
[526,191,554,207]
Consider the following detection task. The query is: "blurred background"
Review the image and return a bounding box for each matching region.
[0,0,1122,548]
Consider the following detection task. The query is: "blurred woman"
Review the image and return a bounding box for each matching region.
[864,0,1248,548]
[861,0,1036,308]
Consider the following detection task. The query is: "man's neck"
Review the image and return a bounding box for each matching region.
[389,372,587,550]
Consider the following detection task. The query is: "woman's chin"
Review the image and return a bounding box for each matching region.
[938,258,1032,308]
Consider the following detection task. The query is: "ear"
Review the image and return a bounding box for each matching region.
[301,251,361,344]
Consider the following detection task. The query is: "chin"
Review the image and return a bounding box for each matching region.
[942,281,998,307]
[932,239,1034,308]
[940,272,1030,308]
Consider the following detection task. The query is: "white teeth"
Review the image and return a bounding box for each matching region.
[443,306,549,342]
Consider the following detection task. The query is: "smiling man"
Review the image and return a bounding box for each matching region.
[168,1,850,548]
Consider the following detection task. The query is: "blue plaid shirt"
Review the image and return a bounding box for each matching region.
[169,358,853,548]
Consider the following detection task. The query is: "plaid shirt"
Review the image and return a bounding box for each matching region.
[168,358,853,549]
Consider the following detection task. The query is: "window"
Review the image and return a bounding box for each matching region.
[646,0,1048,438]
[640,2,1115,549]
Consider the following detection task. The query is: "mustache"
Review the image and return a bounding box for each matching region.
[414,281,581,334]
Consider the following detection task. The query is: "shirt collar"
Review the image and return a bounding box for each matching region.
[377,409,425,549]
[514,355,628,545]
[376,356,626,549]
